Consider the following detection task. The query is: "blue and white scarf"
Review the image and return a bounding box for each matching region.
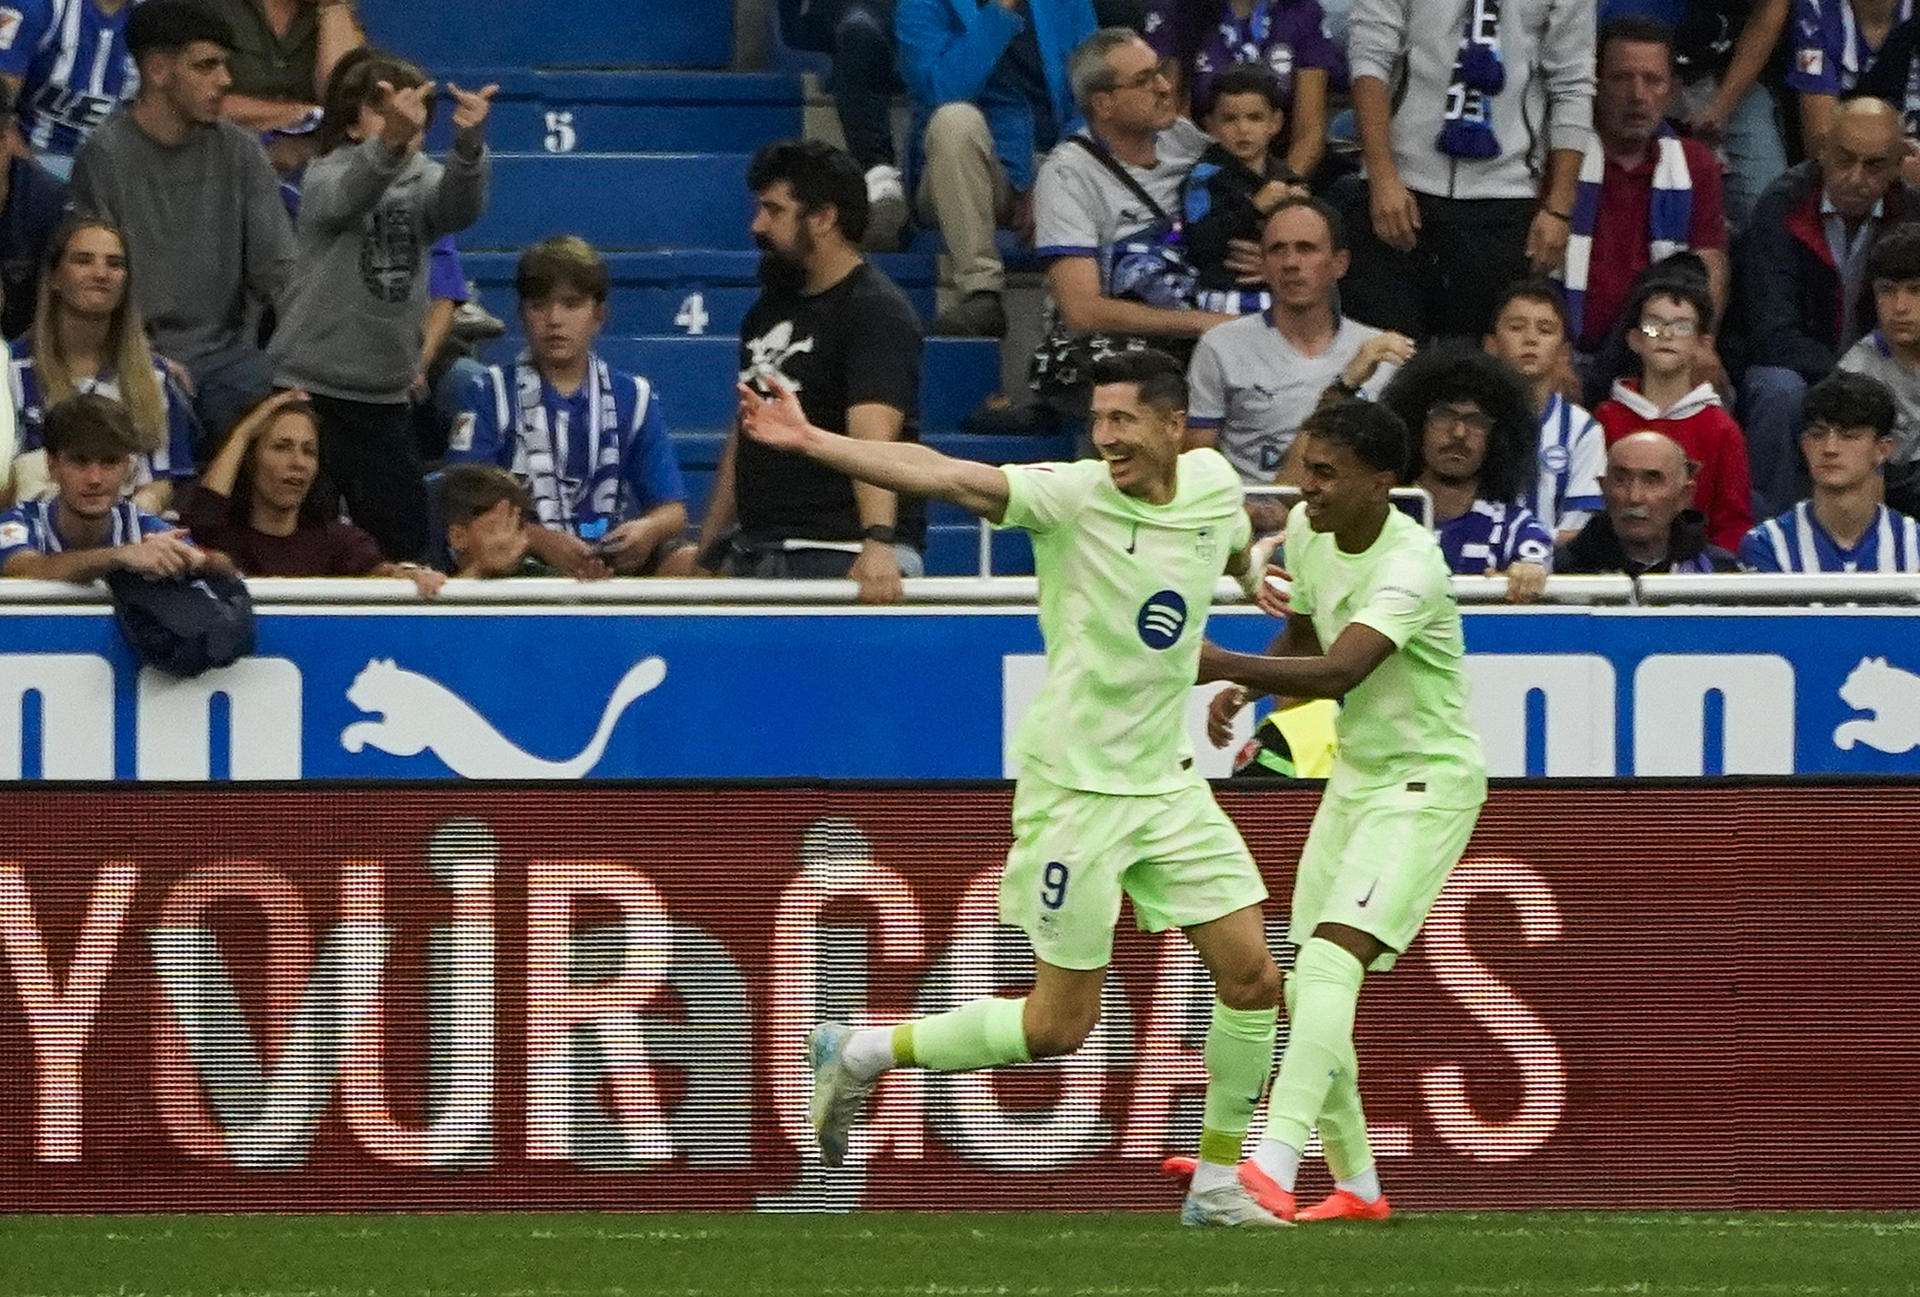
[510,353,629,538]
[1559,126,1693,339]
[1437,0,1505,159]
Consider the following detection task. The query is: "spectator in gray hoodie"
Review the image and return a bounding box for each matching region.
[1335,0,1595,344]
[70,0,293,452]
[267,51,492,562]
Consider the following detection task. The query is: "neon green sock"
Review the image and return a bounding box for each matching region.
[1282,968,1372,1181]
[897,996,1031,1071]
[1199,999,1278,1166]
[1263,937,1365,1153]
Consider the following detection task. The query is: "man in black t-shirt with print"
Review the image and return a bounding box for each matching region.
[691,139,926,603]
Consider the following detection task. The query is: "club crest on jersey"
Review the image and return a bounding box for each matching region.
[1136,589,1188,650]
[1538,444,1570,474]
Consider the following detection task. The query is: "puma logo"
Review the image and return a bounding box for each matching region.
[340,657,667,779]
[1833,656,1920,754]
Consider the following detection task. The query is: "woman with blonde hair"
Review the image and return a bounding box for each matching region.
[7,216,200,513]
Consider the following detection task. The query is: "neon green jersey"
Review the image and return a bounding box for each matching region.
[1283,503,1486,805]
[1000,449,1252,795]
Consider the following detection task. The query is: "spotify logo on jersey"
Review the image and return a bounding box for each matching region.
[1136,590,1188,650]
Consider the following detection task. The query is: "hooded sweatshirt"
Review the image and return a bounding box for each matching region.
[1595,377,1753,553]
[269,136,489,404]
[1347,0,1595,201]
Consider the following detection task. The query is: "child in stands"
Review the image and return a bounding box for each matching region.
[266,49,492,562]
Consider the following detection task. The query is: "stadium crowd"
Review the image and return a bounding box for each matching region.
[4,0,1920,599]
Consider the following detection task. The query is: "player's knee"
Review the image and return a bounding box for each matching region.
[1216,956,1283,1012]
[1025,1002,1100,1059]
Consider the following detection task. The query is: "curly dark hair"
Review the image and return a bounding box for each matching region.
[1377,345,1538,505]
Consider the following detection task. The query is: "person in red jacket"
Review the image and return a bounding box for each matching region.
[1594,275,1754,551]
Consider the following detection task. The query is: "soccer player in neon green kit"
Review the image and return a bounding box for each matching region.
[1169,397,1487,1221]
[737,349,1292,1225]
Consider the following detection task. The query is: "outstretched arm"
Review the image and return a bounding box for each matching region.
[1198,622,1397,700]
[738,379,1011,523]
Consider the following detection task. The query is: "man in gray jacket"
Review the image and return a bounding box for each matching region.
[1335,0,1594,344]
[71,0,293,448]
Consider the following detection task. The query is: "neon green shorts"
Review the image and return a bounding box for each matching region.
[1000,774,1269,971]
[1288,784,1482,971]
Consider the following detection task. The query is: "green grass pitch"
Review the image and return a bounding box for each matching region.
[3,1212,1918,1297]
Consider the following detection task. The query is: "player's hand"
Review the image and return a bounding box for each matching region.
[1224,238,1265,285]
[1340,331,1415,390]
[372,78,434,149]
[1502,561,1548,604]
[1526,207,1570,274]
[737,377,816,452]
[447,81,498,136]
[1255,564,1294,619]
[1369,173,1420,252]
[117,530,201,578]
[850,541,904,604]
[1207,685,1248,748]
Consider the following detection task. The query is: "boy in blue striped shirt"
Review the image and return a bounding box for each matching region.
[0,391,218,580]
[1483,278,1605,543]
[1739,371,1920,572]
[447,236,689,578]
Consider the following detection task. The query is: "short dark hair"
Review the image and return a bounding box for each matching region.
[1298,398,1411,478]
[127,0,235,65]
[1379,346,1538,502]
[517,235,611,304]
[1868,222,1920,284]
[440,464,530,528]
[1491,275,1571,330]
[43,393,143,460]
[1087,347,1187,412]
[1264,194,1347,254]
[1803,371,1898,438]
[747,139,869,243]
[1204,64,1286,116]
[315,48,431,155]
[1597,15,1675,71]
[1634,271,1713,329]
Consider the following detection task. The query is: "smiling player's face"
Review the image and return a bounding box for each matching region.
[1296,433,1393,534]
[1088,381,1183,499]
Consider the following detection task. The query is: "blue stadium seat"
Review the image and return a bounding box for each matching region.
[424,70,802,156]
[464,154,757,251]
[361,0,732,71]
[462,251,939,335]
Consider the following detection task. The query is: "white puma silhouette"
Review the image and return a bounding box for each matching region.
[1832,656,1920,754]
[340,657,667,778]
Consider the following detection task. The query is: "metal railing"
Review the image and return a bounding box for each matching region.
[2,572,1920,608]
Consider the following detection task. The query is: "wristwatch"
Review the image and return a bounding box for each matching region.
[861,525,897,545]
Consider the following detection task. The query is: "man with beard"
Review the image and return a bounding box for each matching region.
[1378,348,1553,603]
[689,139,925,601]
